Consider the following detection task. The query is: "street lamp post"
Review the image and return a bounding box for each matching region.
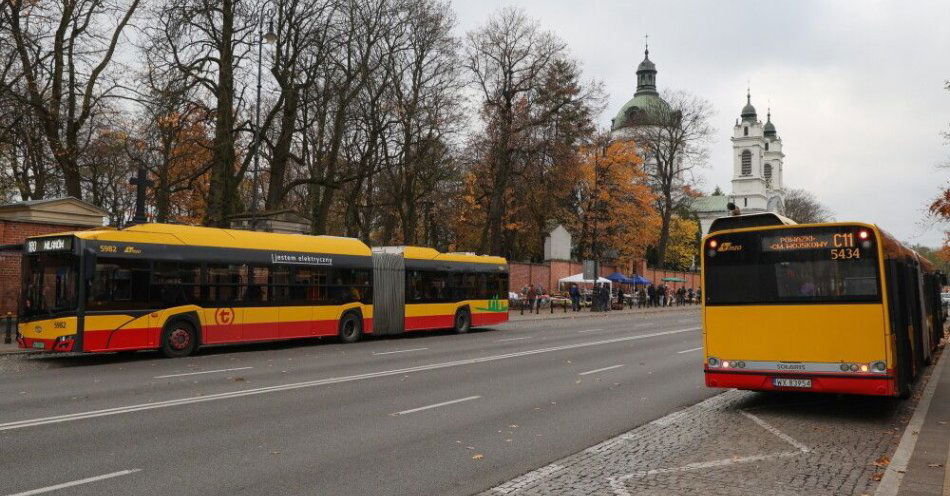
[250,7,277,230]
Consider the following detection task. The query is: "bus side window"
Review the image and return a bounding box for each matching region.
[245,266,269,304]
[271,266,290,303]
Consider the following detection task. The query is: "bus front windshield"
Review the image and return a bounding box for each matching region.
[21,254,79,318]
[704,226,881,306]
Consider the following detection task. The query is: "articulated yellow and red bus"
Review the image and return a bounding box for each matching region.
[702,214,944,397]
[17,223,508,357]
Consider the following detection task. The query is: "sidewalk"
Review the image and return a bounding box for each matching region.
[892,336,950,496]
[0,340,26,355]
[507,303,699,322]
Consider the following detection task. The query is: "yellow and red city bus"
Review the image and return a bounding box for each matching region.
[702,214,944,397]
[17,223,508,357]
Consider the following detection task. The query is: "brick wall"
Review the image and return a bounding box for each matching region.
[0,220,90,315]
[509,258,700,295]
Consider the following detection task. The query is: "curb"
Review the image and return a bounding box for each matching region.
[875,342,949,496]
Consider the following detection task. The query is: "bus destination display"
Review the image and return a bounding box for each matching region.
[761,232,862,260]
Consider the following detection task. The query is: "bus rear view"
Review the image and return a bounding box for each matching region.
[702,223,896,396]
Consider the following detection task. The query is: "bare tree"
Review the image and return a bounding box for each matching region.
[630,90,715,267]
[1,0,140,199]
[464,7,570,256]
[374,0,462,244]
[783,188,834,224]
[152,0,261,226]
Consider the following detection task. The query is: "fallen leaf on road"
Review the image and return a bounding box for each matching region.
[231,377,246,382]
[928,463,944,468]
[472,454,483,460]
[871,473,883,481]
[873,456,890,467]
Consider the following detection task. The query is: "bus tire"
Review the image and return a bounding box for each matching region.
[453,308,471,334]
[339,312,362,344]
[161,320,198,358]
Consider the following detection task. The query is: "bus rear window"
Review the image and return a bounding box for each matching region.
[704,227,881,305]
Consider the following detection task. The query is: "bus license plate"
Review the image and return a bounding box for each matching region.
[33,342,45,349]
[773,378,811,388]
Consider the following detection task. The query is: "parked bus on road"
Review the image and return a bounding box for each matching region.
[702,214,945,398]
[17,223,508,357]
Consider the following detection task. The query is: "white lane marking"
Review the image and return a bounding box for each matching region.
[372,347,428,356]
[739,410,810,453]
[391,395,481,416]
[154,367,253,379]
[608,451,801,494]
[0,327,699,432]
[6,469,141,496]
[875,346,950,496]
[676,347,702,354]
[578,364,625,376]
[578,328,605,333]
[496,336,532,342]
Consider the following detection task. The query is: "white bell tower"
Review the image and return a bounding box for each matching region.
[729,89,785,215]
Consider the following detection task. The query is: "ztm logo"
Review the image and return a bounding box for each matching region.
[215,308,235,325]
[717,242,743,253]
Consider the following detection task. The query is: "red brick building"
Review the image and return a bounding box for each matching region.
[0,198,107,315]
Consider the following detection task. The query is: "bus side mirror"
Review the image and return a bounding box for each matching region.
[83,249,97,280]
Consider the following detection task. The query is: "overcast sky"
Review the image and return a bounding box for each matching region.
[450,0,950,247]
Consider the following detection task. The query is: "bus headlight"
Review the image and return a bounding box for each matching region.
[872,361,887,373]
[708,357,719,367]
[840,364,850,372]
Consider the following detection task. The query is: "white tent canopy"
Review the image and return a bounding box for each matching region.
[557,273,612,287]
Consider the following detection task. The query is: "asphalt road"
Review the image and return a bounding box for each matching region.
[0,308,710,496]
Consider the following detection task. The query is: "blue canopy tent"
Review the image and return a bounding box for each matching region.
[605,271,634,285]
[630,274,651,286]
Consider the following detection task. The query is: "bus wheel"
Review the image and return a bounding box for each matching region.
[161,321,197,358]
[339,313,362,344]
[453,308,471,334]
[898,380,912,399]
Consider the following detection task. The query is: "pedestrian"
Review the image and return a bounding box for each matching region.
[617,286,625,309]
[688,287,695,305]
[647,284,656,308]
[527,283,536,314]
[658,284,665,307]
[569,283,580,312]
[533,284,543,314]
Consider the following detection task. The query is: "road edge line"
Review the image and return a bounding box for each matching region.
[875,345,949,496]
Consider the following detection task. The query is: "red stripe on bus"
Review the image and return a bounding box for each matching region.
[472,312,508,326]
[704,370,897,397]
[404,314,455,331]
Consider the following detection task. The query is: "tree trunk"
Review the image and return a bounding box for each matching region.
[205,0,239,227]
[266,87,298,210]
[655,196,674,268]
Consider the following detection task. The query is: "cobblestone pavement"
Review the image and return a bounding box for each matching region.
[483,382,929,496]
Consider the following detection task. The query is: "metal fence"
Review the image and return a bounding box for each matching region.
[3,313,16,345]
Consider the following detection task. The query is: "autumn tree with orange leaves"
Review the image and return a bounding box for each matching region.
[572,137,659,267]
